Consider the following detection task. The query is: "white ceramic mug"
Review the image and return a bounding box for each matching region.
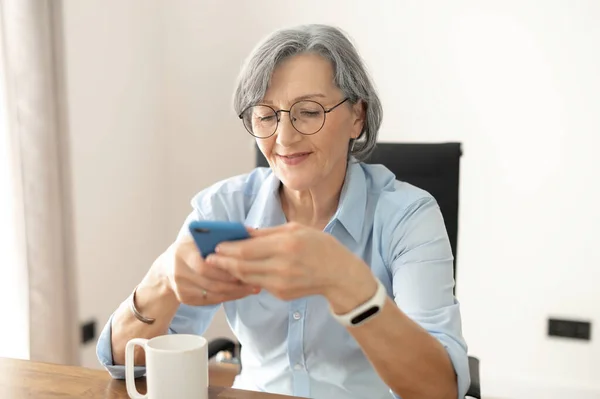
[125,334,208,399]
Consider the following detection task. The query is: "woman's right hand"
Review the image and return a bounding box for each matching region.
[111,232,256,366]
[158,233,259,306]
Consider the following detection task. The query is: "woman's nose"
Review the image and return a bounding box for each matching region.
[275,112,302,147]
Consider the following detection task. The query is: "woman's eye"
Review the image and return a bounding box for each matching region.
[300,111,321,117]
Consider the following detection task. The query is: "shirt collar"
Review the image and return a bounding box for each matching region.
[245,159,368,242]
[331,159,367,243]
[245,171,287,229]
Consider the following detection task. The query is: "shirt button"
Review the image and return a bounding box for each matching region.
[294,363,304,370]
[293,311,302,320]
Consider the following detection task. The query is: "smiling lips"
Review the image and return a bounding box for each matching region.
[277,152,312,165]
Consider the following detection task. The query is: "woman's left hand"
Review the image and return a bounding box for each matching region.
[205,222,377,309]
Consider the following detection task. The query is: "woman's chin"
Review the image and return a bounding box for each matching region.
[276,170,316,192]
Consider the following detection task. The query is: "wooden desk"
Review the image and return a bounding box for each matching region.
[0,357,298,398]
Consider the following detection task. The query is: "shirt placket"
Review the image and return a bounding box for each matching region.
[287,298,309,397]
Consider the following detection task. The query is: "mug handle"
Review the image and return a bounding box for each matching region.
[125,338,149,399]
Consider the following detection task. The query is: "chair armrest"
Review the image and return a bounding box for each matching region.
[207,337,237,359]
[209,362,240,387]
[466,356,480,399]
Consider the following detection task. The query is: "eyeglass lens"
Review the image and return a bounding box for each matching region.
[241,100,326,138]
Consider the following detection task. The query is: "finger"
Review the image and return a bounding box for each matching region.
[194,276,259,296]
[178,240,240,283]
[215,234,287,260]
[179,229,195,241]
[234,272,280,288]
[179,281,259,306]
[206,254,278,280]
[209,289,260,304]
[202,262,246,284]
[246,223,292,237]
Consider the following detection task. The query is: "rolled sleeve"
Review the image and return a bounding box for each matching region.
[96,313,146,380]
[385,196,470,398]
[432,324,470,399]
[96,303,220,380]
[389,306,470,399]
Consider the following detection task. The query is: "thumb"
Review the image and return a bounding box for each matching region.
[246,224,290,237]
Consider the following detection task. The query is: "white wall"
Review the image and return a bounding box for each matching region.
[59,1,171,367]
[162,1,260,237]
[59,1,600,398]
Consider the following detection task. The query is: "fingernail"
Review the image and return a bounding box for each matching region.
[205,255,215,264]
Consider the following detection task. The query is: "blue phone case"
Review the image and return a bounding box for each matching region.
[188,220,250,257]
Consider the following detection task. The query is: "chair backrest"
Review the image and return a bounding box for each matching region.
[255,142,462,286]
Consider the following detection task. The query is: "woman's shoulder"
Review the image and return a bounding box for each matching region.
[360,161,443,232]
[359,162,437,214]
[190,167,273,220]
[359,162,448,260]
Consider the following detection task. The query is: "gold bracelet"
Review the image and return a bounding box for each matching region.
[129,285,156,324]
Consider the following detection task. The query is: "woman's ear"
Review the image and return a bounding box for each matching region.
[351,100,366,139]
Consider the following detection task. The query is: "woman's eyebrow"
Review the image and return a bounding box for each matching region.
[293,93,327,101]
[262,93,327,105]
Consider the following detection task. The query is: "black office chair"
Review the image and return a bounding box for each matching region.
[209,142,480,398]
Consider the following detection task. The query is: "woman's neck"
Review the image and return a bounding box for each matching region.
[280,163,348,230]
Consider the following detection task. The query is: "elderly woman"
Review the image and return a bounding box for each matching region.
[97,24,469,399]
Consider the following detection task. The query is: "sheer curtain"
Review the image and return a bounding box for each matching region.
[0,14,28,360]
[0,0,77,365]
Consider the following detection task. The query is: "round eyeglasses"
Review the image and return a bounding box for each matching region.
[239,98,349,138]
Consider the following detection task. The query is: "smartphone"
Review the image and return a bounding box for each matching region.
[188,220,250,257]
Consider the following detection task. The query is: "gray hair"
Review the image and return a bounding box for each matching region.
[233,24,382,161]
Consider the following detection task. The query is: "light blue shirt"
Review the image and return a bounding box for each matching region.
[97,159,470,399]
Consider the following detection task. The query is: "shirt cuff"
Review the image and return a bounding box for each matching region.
[389,333,470,399]
[434,331,471,399]
[96,313,146,380]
